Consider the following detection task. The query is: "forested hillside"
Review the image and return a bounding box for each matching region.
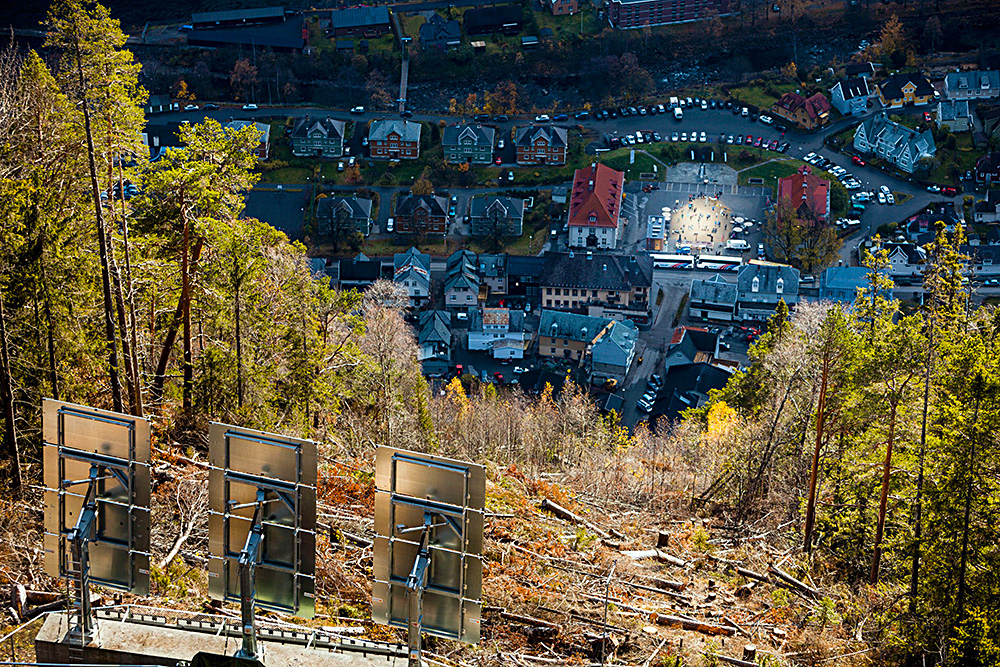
[2,2,1000,666]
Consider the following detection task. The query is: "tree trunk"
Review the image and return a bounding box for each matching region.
[909,324,933,614]
[73,29,123,412]
[110,251,136,414]
[956,388,981,621]
[870,399,898,585]
[803,353,829,552]
[150,237,203,405]
[0,290,22,491]
[234,268,243,409]
[117,158,143,417]
[39,256,59,401]
[181,214,192,413]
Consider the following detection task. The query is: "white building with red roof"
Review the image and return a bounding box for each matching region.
[567,162,625,250]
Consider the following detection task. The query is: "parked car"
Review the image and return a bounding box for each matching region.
[699,131,707,142]
[497,139,505,149]
[886,193,895,204]
[184,104,199,111]
[494,114,509,122]
[926,184,941,193]
[671,131,679,141]
[575,111,589,119]
[350,105,365,114]
[203,103,220,110]
[242,103,258,110]
[877,191,887,204]
[852,155,866,166]
[942,186,958,195]
[759,114,773,124]
[535,114,550,122]
[553,114,569,121]
[386,218,394,233]
[923,111,933,123]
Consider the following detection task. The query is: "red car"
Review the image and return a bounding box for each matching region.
[942,186,958,195]
[923,111,932,123]
[493,372,504,384]
[494,156,502,165]
[852,155,866,166]
[753,136,763,147]
[746,134,753,144]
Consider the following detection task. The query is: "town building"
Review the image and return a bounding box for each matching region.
[394,194,448,236]
[145,94,177,114]
[186,15,305,52]
[591,320,638,383]
[507,255,546,302]
[943,70,1000,101]
[444,250,481,311]
[854,112,936,174]
[468,308,528,359]
[226,120,271,160]
[776,165,830,222]
[903,202,963,244]
[469,196,524,237]
[567,162,625,249]
[606,0,732,29]
[417,310,451,364]
[477,254,508,296]
[327,6,391,37]
[539,252,654,324]
[192,7,285,29]
[419,14,462,51]
[936,100,972,132]
[736,263,800,322]
[334,253,381,291]
[818,266,893,304]
[393,247,431,308]
[316,195,373,237]
[974,190,1000,223]
[976,152,1000,185]
[290,116,346,158]
[664,327,721,369]
[876,72,935,108]
[542,0,578,15]
[771,92,831,130]
[649,363,732,426]
[463,5,524,34]
[688,275,738,323]
[845,62,876,79]
[537,310,612,363]
[369,120,421,160]
[442,124,495,164]
[515,125,568,165]
[829,77,873,116]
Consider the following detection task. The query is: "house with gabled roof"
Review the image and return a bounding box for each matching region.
[976,152,1000,185]
[819,266,893,304]
[771,92,831,129]
[335,253,381,290]
[444,250,481,311]
[418,310,452,362]
[316,195,373,237]
[777,165,830,222]
[591,319,638,383]
[876,72,935,108]
[419,13,462,51]
[469,196,524,237]
[227,120,271,160]
[974,189,1000,224]
[442,123,495,164]
[845,62,876,79]
[538,309,614,364]
[689,275,738,323]
[854,112,936,173]
[830,77,873,116]
[567,162,625,250]
[736,263,800,322]
[937,100,971,132]
[515,125,568,165]
[328,6,391,37]
[394,193,448,236]
[944,70,1000,101]
[394,247,431,308]
[291,116,346,157]
[369,119,421,160]
[468,307,528,359]
[539,251,654,324]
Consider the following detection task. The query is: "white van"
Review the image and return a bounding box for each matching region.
[669,96,679,108]
[673,107,683,120]
[727,239,750,250]
[386,218,394,233]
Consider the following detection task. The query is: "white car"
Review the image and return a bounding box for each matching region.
[637,399,653,413]
[535,114,551,122]
[699,131,707,142]
[671,131,679,141]
[242,103,258,110]
[456,312,468,321]
[184,104,199,111]
[926,184,941,193]
[804,152,816,162]
[635,132,644,143]
[886,193,895,204]
[880,185,891,195]
[681,132,688,142]
[759,114,774,124]
[513,366,528,374]
[877,191,887,204]
[386,218,394,233]
[700,99,708,110]
[350,105,365,114]
[497,139,504,149]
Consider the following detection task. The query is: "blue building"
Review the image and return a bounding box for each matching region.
[818,267,893,304]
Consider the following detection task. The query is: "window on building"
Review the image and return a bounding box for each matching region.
[752,276,760,293]
[776,278,784,294]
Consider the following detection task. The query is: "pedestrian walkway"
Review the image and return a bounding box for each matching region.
[661,181,770,196]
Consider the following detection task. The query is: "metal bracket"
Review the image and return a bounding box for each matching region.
[236,489,267,660]
[66,465,100,642]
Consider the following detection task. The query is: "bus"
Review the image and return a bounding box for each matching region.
[650,253,696,270]
[695,254,743,271]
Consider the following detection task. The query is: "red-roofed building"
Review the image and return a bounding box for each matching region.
[567,162,625,249]
[771,92,831,130]
[777,165,831,223]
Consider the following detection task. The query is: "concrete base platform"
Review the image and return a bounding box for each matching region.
[35,614,401,667]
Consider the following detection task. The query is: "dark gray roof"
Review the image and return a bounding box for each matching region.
[330,6,390,29]
[370,119,421,143]
[690,276,737,305]
[961,245,1000,265]
[539,252,653,291]
[469,196,524,220]
[650,363,732,425]
[317,195,372,220]
[515,125,568,148]
[419,310,451,346]
[292,116,345,140]
[478,253,507,278]
[394,247,431,273]
[879,72,934,100]
[187,18,304,51]
[192,7,284,24]
[539,309,611,342]
[338,256,381,282]
[147,94,172,107]
[463,4,523,33]
[507,255,547,277]
[845,62,875,77]
[395,194,447,217]
[442,123,495,147]
[836,77,871,100]
[737,264,801,296]
[419,14,461,44]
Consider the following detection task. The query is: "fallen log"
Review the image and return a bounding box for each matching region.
[500,611,561,630]
[768,564,820,598]
[25,594,100,620]
[623,580,690,604]
[650,576,687,592]
[736,567,769,584]
[656,551,688,568]
[540,498,610,538]
[715,654,757,667]
[651,613,735,636]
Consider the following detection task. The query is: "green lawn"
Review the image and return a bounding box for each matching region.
[727,82,798,110]
[398,12,425,38]
[737,160,801,187]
